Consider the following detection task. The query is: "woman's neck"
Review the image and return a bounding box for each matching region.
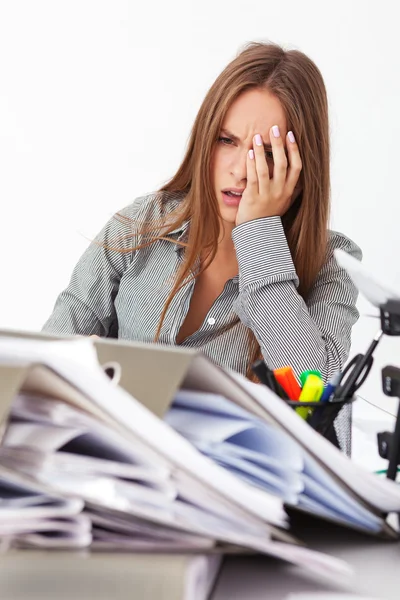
[217,219,236,253]
[199,219,238,276]
[208,220,238,275]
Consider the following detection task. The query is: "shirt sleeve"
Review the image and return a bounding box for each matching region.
[231,217,362,383]
[42,198,144,337]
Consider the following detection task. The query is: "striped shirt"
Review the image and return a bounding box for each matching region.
[42,191,362,452]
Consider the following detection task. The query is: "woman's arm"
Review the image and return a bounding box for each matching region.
[42,198,144,337]
[232,217,361,383]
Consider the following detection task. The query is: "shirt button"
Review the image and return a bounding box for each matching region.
[207,317,216,326]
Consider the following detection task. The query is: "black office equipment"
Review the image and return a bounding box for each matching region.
[376,300,400,481]
[380,299,400,336]
[380,365,400,481]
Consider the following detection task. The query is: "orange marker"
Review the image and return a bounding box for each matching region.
[273,366,302,401]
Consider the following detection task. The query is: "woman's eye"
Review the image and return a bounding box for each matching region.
[218,136,233,145]
[218,137,274,161]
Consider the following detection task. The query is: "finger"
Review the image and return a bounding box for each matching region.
[285,130,302,196]
[253,133,270,195]
[269,125,288,191]
[246,147,259,195]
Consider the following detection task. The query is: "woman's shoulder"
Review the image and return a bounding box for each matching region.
[93,190,186,251]
[116,189,186,225]
[327,229,362,262]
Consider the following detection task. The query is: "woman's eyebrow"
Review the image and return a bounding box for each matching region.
[221,128,289,158]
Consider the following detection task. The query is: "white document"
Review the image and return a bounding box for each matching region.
[4,422,84,453]
[166,404,302,466]
[0,445,170,487]
[88,509,215,547]
[0,515,92,549]
[10,394,169,471]
[167,399,303,503]
[0,472,83,521]
[11,529,92,549]
[0,515,91,536]
[0,467,87,549]
[201,445,301,503]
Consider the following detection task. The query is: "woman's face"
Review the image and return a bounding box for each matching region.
[211,88,288,227]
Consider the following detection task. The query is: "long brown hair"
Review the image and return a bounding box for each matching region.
[114,41,331,380]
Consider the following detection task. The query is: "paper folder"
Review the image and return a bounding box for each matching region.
[0,549,223,600]
[0,328,400,542]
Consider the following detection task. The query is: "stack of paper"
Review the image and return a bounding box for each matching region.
[0,392,265,552]
[0,335,354,584]
[0,467,90,549]
[165,391,383,533]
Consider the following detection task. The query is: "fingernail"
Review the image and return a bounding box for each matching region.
[288,131,296,143]
[254,134,262,146]
[272,125,280,138]
[249,149,255,159]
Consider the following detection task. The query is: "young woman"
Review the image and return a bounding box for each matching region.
[42,41,361,449]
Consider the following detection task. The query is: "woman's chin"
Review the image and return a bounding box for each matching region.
[218,202,238,223]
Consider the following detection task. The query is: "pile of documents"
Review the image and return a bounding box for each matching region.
[0,468,90,549]
[0,332,400,588]
[165,391,385,532]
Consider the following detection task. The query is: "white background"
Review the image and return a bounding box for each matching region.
[1,0,400,422]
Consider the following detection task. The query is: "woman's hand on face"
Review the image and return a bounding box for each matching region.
[235,127,302,227]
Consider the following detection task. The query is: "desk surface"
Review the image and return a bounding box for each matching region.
[214,518,400,600]
[0,524,398,600]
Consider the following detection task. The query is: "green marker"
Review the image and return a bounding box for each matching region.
[300,370,322,388]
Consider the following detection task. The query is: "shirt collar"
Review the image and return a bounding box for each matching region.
[166,220,239,282]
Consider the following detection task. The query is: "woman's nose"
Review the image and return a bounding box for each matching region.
[229,151,248,182]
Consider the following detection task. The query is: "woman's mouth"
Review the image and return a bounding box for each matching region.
[221,190,243,207]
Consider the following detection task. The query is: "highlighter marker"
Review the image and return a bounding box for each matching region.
[273,366,301,400]
[296,374,324,420]
[252,359,289,399]
[299,370,322,388]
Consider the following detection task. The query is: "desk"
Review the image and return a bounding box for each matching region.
[214,518,400,599]
[0,525,398,600]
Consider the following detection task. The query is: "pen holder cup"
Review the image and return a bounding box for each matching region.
[285,396,356,456]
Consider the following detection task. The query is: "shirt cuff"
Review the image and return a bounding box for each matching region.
[232,217,299,288]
